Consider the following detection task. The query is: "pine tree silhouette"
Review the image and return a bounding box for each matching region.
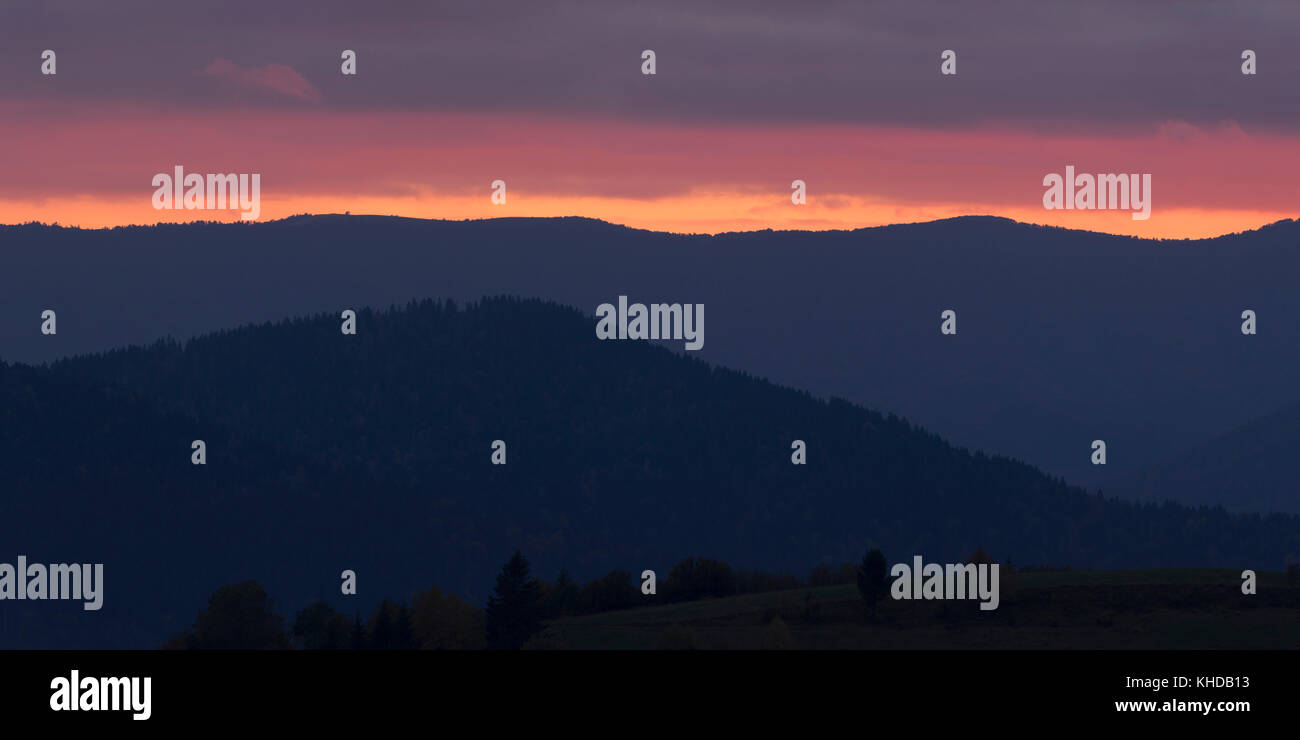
[485,550,543,649]
[857,549,889,621]
[349,611,366,650]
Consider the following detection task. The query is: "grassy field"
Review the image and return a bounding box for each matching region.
[547,569,1300,649]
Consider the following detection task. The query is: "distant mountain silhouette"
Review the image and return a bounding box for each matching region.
[1119,399,1300,513]
[3,214,1299,509]
[3,297,1297,648]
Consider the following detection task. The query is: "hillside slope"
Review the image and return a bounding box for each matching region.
[4,215,1300,503]
[3,297,1297,647]
[1120,399,1300,513]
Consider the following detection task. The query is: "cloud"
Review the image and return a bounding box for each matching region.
[4,0,1300,130]
[200,58,322,103]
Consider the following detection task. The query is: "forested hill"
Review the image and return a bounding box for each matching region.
[7,215,1300,502]
[2,296,1296,647]
[1118,397,1300,513]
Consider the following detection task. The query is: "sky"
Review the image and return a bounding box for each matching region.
[2,0,1298,237]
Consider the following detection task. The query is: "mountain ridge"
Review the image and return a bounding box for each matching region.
[4,215,1299,509]
[6,212,1300,242]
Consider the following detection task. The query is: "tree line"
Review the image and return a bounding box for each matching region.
[164,549,883,650]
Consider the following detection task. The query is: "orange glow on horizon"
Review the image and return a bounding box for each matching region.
[2,103,1297,240]
[1,191,1291,241]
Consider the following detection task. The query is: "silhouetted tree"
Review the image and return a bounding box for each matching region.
[368,599,415,649]
[578,570,638,613]
[664,557,736,603]
[411,584,486,649]
[179,580,290,649]
[735,568,801,595]
[349,611,366,650]
[395,604,415,649]
[371,602,392,649]
[544,569,580,618]
[293,600,350,649]
[967,546,994,565]
[485,550,543,649]
[857,549,889,621]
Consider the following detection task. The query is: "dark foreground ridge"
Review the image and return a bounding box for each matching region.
[2,297,1296,647]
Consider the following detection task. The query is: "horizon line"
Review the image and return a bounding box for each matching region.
[4,212,1298,243]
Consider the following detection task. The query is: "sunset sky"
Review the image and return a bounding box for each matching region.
[3,0,1298,238]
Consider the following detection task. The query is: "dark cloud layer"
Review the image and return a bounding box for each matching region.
[1,0,1297,129]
